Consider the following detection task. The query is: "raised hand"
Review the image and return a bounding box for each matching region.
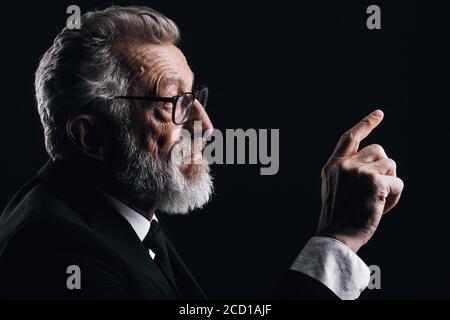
[317,110,404,252]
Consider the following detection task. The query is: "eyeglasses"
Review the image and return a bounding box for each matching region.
[113,86,208,125]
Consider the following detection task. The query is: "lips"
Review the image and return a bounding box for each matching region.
[170,137,206,165]
[181,151,203,164]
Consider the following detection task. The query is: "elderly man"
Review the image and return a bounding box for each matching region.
[0,6,402,299]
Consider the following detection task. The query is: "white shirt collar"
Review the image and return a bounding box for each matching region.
[100,191,157,242]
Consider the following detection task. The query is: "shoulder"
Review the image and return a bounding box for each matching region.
[0,180,126,281]
[0,211,130,299]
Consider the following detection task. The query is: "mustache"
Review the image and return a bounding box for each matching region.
[170,136,207,165]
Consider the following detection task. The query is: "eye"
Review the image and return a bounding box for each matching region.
[161,102,173,112]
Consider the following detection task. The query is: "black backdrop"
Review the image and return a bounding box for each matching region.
[0,0,449,299]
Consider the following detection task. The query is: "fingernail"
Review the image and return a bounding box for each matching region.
[372,109,383,117]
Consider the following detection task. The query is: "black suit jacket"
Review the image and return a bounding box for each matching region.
[0,160,338,299]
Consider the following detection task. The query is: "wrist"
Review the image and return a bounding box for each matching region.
[330,234,364,253]
[317,232,365,253]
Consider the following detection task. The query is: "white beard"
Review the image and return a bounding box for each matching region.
[113,130,213,214]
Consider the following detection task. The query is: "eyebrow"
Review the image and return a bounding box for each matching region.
[153,72,196,96]
[160,77,183,89]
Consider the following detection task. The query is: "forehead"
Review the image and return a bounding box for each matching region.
[120,42,194,91]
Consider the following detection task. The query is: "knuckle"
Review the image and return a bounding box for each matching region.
[338,158,353,171]
[370,144,385,156]
[341,130,356,142]
[397,177,405,190]
[387,158,397,170]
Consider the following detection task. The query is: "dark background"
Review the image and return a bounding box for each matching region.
[0,0,448,299]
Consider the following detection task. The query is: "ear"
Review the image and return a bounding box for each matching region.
[66,114,111,162]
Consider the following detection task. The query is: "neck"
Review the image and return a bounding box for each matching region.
[103,182,157,221]
[66,156,158,221]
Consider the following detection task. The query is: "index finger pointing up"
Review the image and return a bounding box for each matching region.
[332,109,384,157]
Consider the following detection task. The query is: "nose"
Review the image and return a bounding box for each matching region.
[183,99,214,138]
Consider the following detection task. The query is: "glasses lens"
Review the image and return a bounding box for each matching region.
[198,87,208,109]
[174,93,195,124]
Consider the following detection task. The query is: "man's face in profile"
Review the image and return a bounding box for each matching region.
[109,42,214,214]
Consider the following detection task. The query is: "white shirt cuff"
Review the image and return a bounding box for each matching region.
[290,236,370,300]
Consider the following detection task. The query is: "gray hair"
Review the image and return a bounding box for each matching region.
[35,6,180,160]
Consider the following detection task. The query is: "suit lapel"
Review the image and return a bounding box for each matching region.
[159,221,207,300]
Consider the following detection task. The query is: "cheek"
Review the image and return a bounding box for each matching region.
[140,109,181,158]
